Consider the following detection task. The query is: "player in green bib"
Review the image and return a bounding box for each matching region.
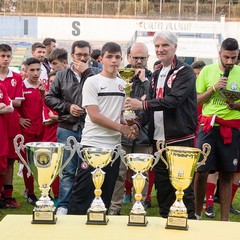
[194,38,240,221]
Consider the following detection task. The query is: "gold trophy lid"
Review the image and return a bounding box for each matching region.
[118,68,135,79]
[26,142,65,148]
[166,146,201,153]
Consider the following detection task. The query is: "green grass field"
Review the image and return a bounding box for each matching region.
[0,163,240,222]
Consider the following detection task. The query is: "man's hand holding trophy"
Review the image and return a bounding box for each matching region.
[118,67,143,140]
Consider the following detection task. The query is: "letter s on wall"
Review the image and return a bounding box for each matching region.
[72,21,80,36]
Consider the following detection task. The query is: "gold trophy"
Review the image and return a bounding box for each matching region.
[157,141,211,230]
[121,153,159,226]
[14,134,78,224]
[118,68,136,120]
[78,147,120,225]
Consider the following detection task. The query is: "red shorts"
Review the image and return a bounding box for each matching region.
[0,155,8,173]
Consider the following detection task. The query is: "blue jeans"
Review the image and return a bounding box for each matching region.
[57,127,82,209]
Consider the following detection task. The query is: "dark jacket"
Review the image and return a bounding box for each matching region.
[122,66,152,146]
[143,56,197,144]
[44,67,94,131]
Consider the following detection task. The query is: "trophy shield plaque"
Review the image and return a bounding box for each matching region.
[118,68,136,120]
[157,141,211,230]
[122,153,159,226]
[219,89,240,103]
[78,147,120,225]
[14,134,78,224]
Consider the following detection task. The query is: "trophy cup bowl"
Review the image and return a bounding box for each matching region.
[157,141,211,230]
[78,147,120,225]
[13,134,78,224]
[122,153,159,226]
[118,68,136,120]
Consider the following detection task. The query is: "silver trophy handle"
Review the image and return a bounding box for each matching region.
[13,134,31,177]
[77,146,86,163]
[110,144,121,166]
[121,155,129,169]
[156,140,169,169]
[59,136,79,178]
[151,151,160,170]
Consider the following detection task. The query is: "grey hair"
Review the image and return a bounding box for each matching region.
[153,30,178,45]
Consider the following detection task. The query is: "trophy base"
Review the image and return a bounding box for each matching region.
[32,208,57,224]
[165,216,188,231]
[128,213,148,227]
[86,209,109,225]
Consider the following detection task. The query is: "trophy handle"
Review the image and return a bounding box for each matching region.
[13,134,31,177]
[196,143,211,170]
[110,144,122,166]
[156,140,169,169]
[120,148,129,170]
[77,144,84,160]
[152,151,160,169]
[59,136,79,178]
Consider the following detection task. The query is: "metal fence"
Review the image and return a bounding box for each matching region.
[1,0,240,20]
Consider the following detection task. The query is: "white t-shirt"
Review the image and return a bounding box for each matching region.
[153,65,171,141]
[81,74,125,148]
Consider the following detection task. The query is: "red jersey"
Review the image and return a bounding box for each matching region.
[18,79,43,138]
[0,70,24,137]
[42,103,58,142]
[0,83,11,156]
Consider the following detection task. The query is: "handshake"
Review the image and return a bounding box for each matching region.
[120,121,139,141]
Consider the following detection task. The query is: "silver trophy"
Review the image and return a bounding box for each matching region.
[14,134,78,224]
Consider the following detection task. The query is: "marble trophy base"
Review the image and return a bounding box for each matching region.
[32,207,57,224]
[86,209,109,225]
[128,212,148,227]
[165,215,188,230]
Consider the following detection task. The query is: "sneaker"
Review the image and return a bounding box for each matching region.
[143,200,151,209]
[56,207,68,215]
[108,209,120,215]
[205,205,215,218]
[230,204,240,214]
[122,194,131,204]
[27,195,38,206]
[5,198,21,208]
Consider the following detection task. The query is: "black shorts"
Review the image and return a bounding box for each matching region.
[196,126,240,173]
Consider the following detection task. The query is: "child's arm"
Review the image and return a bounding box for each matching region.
[0,105,14,114]
[0,103,6,110]
[86,105,138,140]
[43,110,59,126]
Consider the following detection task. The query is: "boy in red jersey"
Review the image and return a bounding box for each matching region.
[0,44,24,208]
[0,83,14,208]
[18,57,44,205]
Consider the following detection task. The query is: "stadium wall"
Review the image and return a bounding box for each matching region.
[1,16,240,42]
